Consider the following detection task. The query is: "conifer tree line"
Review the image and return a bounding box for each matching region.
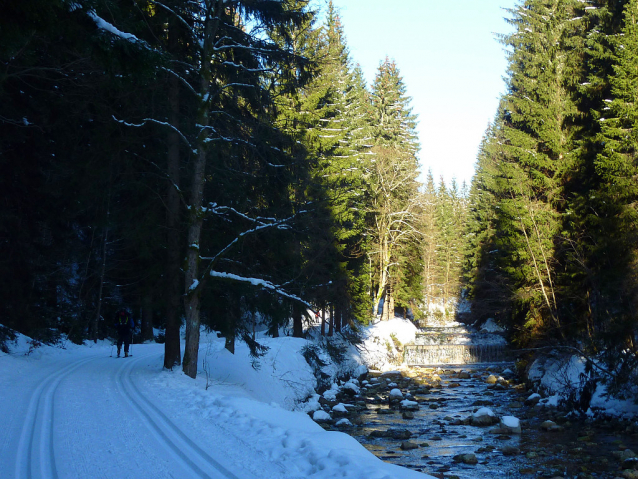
[1,0,451,377]
[466,0,638,391]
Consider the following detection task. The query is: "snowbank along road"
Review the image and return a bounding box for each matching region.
[0,340,432,479]
[0,346,279,479]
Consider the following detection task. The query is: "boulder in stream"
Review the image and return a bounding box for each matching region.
[399,399,419,411]
[453,453,478,465]
[540,420,563,432]
[400,441,419,450]
[470,407,498,426]
[497,416,521,434]
[501,445,520,456]
[335,418,352,428]
[369,428,412,440]
[389,388,403,399]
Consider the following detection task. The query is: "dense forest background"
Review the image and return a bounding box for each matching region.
[1,0,637,384]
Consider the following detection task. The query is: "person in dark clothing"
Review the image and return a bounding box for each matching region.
[114,309,134,357]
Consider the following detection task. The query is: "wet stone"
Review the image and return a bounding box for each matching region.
[376,408,395,415]
[368,428,412,440]
[453,453,478,465]
[502,446,520,456]
[400,441,419,450]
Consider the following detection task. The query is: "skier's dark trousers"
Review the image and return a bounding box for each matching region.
[114,310,134,357]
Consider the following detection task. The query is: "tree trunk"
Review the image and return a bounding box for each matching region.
[92,190,110,343]
[328,303,334,336]
[374,233,389,316]
[181,1,222,379]
[182,147,207,378]
[320,303,326,336]
[388,293,395,320]
[141,291,154,342]
[334,302,342,333]
[224,294,241,353]
[164,19,182,370]
[292,302,303,337]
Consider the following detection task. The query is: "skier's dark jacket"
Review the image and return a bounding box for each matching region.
[114,310,134,336]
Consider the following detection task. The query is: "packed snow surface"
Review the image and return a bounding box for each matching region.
[0,331,432,479]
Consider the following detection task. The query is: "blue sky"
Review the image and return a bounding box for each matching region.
[334,0,518,188]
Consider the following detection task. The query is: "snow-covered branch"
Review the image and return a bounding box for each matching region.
[112,116,192,149]
[209,271,315,312]
[148,0,197,42]
[88,11,148,49]
[200,215,297,265]
[159,67,197,96]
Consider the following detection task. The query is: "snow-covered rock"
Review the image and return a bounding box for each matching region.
[499,416,521,434]
[332,403,349,413]
[313,410,332,422]
[389,388,403,399]
[400,400,419,411]
[335,418,352,427]
[342,380,360,395]
[480,318,504,333]
[470,407,498,426]
[525,393,541,405]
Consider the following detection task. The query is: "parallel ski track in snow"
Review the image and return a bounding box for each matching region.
[15,355,97,479]
[116,352,248,479]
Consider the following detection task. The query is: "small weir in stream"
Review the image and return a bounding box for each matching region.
[407,320,510,367]
[404,344,510,366]
[317,321,638,478]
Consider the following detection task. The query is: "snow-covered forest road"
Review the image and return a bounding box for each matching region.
[0,341,431,479]
[0,345,282,479]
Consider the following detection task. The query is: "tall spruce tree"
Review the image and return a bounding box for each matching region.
[486,0,584,343]
[367,58,422,320]
[586,0,638,349]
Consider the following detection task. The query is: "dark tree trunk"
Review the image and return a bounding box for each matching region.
[141,291,154,342]
[164,54,182,370]
[335,302,342,333]
[224,294,240,353]
[292,302,303,337]
[328,303,334,336]
[320,302,326,336]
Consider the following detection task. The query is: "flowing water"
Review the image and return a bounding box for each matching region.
[334,366,638,479]
[323,322,638,478]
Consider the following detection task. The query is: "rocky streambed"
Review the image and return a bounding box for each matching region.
[312,365,638,479]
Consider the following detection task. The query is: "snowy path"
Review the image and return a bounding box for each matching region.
[0,341,432,479]
[0,345,274,479]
